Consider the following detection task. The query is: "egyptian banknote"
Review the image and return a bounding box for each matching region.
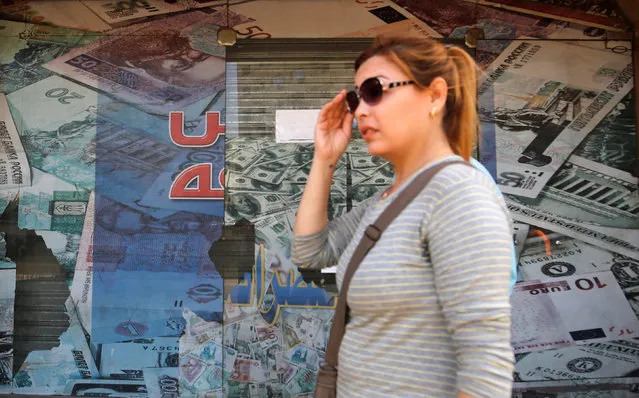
[44,11,228,116]
[478,39,633,198]
[0,20,100,94]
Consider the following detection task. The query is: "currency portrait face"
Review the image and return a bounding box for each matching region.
[227,194,260,219]
[89,28,224,88]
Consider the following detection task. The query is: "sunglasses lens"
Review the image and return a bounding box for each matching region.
[360,78,383,106]
[346,91,359,113]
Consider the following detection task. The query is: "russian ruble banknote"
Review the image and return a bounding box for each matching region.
[0,259,15,392]
[0,187,17,218]
[19,169,88,233]
[515,339,639,382]
[478,39,633,198]
[0,20,101,94]
[44,11,228,116]
[63,379,148,397]
[0,94,30,189]
[12,297,99,395]
[99,337,180,380]
[35,230,81,285]
[7,74,98,189]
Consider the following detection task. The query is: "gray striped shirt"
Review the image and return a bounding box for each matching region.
[291,155,515,397]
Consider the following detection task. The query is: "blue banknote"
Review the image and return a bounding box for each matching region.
[99,337,179,380]
[143,367,179,398]
[6,75,98,189]
[12,298,99,395]
[91,194,224,344]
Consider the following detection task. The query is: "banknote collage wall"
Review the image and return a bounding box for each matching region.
[0,0,637,397]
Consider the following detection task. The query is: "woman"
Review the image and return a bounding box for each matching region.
[290,35,515,397]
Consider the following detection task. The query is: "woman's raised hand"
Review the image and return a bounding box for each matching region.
[313,90,355,164]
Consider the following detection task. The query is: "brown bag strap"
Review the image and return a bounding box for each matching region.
[323,159,470,368]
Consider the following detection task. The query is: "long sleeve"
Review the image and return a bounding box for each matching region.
[290,199,372,270]
[426,176,515,398]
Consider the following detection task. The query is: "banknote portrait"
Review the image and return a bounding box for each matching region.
[86,26,224,89]
[22,114,96,162]
[226,193,261,220]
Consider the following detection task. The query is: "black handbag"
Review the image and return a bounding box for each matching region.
[314,160,468,397]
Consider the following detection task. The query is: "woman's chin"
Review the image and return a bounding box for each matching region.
[365,142,388,158]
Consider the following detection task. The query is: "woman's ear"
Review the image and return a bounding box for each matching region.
[426,77,448,111]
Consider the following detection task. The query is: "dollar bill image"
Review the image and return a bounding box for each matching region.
[518,232,639,293]
[505,92,639,260]
[478,39,633,198]
[513,377,639,397]
[515,339,639,381]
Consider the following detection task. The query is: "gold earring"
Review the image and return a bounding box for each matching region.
[429,108,437,118]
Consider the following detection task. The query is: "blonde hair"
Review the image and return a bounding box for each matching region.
[355,36,479,160]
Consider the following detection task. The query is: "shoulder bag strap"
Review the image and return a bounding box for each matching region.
[323,159,471,368]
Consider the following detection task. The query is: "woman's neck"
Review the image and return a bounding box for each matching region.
[389,136,455,192]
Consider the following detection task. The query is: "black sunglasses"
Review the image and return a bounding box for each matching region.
[346,77,414,113]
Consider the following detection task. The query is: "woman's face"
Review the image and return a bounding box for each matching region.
[353,55,434,160]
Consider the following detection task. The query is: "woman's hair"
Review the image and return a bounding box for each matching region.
[355,36,479,160]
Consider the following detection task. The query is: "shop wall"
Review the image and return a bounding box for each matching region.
[0,0,637,397]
